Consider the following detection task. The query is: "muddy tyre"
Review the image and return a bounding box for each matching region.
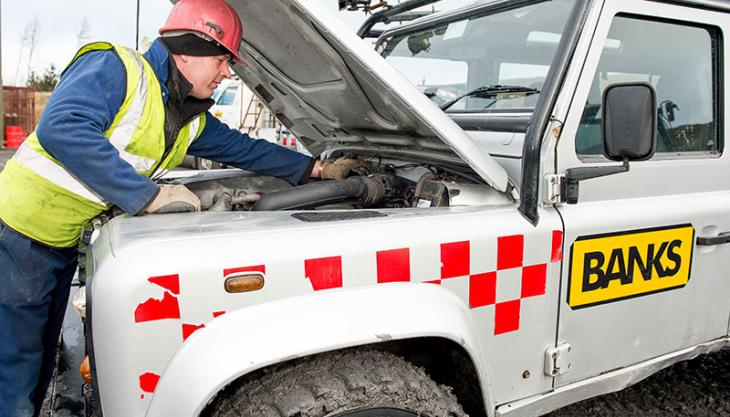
[207,350,467,417]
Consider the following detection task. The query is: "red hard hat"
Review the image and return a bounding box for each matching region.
[160,0,245,64]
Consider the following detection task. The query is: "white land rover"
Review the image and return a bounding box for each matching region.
[74,1,730,416]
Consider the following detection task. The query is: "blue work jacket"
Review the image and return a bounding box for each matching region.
[35,39,313,215]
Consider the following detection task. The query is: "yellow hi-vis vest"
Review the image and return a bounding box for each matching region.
[0,42,206,248]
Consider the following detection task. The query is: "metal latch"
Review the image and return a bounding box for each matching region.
[545,174,564,204]
[545,343,572,377]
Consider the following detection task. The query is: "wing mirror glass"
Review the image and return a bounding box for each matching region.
[602,82,657,161]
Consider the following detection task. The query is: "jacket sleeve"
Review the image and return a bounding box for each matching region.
[35,50,159,215]
[186,114,315,185]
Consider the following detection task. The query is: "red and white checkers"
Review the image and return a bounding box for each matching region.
[303,231,563,336]
[132,230,564,395]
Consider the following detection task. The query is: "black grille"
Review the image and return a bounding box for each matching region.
[291,211,388,223]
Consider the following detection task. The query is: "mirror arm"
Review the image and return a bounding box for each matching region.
[562,158,629,204]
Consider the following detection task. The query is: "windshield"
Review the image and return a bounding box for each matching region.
[379,0,574,113]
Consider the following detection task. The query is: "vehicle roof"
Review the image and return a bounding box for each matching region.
[382,0,730,36]
[377,0,730,50]
[665,0,730,11]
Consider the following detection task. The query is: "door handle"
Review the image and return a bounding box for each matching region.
[696,231,730,246]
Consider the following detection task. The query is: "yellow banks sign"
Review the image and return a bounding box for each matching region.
[568,224,694,309]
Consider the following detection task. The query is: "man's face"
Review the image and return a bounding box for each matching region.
[173,54,232,99]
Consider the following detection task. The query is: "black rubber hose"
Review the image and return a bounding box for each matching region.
[252,176,385,211]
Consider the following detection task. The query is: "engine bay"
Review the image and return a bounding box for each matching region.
[173,154,513,212]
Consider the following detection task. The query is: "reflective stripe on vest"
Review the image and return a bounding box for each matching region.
[0,42,207,247]
[14,141,106,205]
[108,47,157,173]
[187,116,201,147]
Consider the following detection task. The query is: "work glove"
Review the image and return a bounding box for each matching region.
[145,185,201,214]
[321,157,368,180]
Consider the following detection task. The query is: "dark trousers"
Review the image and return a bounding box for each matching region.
[0,222,78,417]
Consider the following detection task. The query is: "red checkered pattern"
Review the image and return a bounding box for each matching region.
[133,230,564,395]
[305,256,343,290]
[304,232,561,335]
[441,241,470,279]
[432,234,549,335]
[134,276,182,324]
[376,248,411,283]
[551,230,563,262]
[139,372,160,399]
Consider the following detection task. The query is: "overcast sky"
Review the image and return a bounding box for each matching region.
[1,0,475,86]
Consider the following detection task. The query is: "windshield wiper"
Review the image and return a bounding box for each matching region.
[439,85,540,111]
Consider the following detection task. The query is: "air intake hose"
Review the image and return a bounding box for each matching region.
[252,176,386,211]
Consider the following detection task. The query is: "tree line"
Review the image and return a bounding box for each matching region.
[16,16,91,92]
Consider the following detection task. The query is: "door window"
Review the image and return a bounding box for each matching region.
[575,16,720,158]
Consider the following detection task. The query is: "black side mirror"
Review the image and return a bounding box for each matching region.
[602,82,657,161]
[562,83,658,204]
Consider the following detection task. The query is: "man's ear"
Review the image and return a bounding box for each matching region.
[171,54,193,80]
[172,54,191,65]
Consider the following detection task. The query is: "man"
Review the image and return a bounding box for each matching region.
[0,1,355,415]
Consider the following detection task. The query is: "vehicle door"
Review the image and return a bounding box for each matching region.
[554,0,730,386]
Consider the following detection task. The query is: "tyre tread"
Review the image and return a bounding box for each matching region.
[208,350,467,417]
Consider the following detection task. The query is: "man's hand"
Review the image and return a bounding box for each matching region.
[321,157,368,180]
[145,185,201,214]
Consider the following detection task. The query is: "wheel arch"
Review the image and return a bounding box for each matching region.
[145,284,495,417]
[202,340,485,417]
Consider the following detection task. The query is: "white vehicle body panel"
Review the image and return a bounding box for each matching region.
[497,337,730,417]
[467,130,526,187]
[90,206,563,416]
[554,0,730,386]
[146,284,491,416]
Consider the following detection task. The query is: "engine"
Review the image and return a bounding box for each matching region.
[178,156,512,212]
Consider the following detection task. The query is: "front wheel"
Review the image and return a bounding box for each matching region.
[206,350,467,417]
